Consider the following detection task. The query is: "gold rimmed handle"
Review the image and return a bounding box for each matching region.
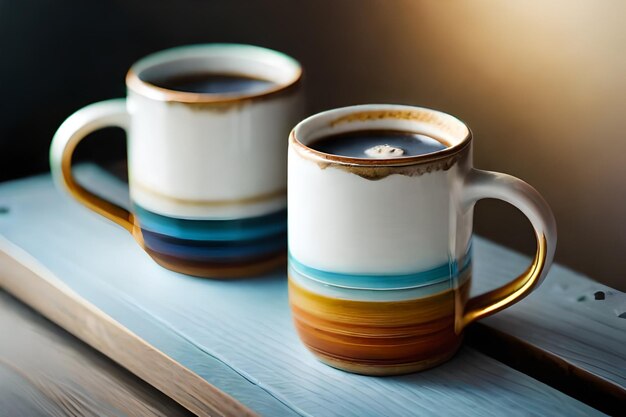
[50,99,135,232]
[456,169,557,333]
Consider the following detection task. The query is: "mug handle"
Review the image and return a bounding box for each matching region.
[456,169,557,333]
[50,98,135,233]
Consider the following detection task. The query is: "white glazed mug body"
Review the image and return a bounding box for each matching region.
[50,44,303,277]
[287,105,556,375]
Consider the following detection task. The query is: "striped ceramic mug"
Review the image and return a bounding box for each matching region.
[50,44,303,278]
[288,104,557,375]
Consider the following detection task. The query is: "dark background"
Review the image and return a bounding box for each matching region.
[1,0,624,290]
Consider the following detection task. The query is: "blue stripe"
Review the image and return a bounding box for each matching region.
[133,203,287,241]
[288,250,472,290]
[142,229,286,261]
[289,265,466,301]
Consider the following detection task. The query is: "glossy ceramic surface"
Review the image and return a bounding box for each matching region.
[51,44,302,277]
[287,104,557,375]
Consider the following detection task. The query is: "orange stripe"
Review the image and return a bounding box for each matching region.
[288,274,470,375]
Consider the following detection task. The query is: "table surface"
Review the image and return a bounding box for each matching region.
[0,165,623,417]
[0,290,193,417]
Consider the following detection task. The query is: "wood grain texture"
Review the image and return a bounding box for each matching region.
[0,166,604,416]
[0,247,257,417]
[0,365,64,417]
[0,290,193,417]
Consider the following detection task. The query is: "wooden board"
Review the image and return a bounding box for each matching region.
[0,166,612,416]
[0,290,193,417]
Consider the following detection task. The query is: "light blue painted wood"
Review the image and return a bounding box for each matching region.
[473,240,626,390]
[0,166,606,417]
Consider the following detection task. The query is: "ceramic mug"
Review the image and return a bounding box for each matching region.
[50,44,303,278]
[288,104,557,375]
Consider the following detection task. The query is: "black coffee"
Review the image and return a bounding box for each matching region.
[308,130,447,158]
[151,73,276,95]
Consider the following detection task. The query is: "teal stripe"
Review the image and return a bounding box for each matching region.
[133,203,287,241]
[289,265,465,301]
[288,249,471,290]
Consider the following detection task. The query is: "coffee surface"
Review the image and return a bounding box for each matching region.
[150,73,276,95]
[307,130,447,158]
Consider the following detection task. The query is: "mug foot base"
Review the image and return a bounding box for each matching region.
[145,249,287,279]
[308,345,461,376]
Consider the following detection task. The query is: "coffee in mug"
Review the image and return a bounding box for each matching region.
[151,73,276,95]
[307,130,447,158]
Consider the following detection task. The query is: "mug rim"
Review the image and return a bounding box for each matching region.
[290,104,472,167]
[125,43,302,104]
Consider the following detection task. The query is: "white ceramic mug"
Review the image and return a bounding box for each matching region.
[288,104,557,375]
[50,44,303,277]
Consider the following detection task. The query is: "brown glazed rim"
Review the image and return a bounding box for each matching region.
[125,44,303,104]
[291,105,473,167]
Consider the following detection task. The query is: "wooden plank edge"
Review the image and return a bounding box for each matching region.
[466,322,625,416]
[0,290,194,417]
[0,237,258,417]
